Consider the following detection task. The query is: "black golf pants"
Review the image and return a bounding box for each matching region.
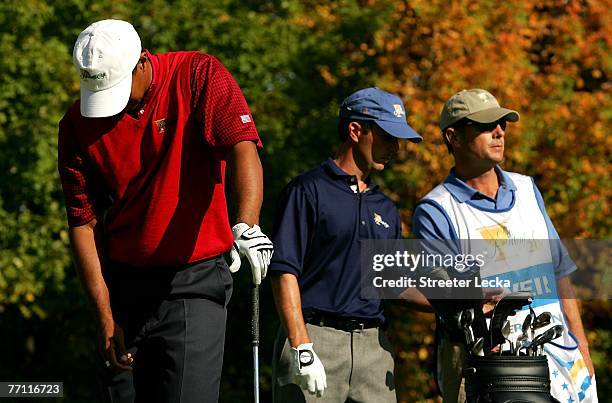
[100,256,233,403]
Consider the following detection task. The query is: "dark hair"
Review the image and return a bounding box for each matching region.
[338,118,372,142]
[441,119,469,154]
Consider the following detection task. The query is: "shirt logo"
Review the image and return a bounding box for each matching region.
[374,213,390,228]
[392,104,405,118]
[155,118,167,133]
[240,114,252,124]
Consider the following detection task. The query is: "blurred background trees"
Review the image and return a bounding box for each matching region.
[0,0,609,401]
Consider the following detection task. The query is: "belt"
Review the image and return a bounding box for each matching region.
[306,313,382,332]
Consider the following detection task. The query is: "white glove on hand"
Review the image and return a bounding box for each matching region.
[229,223,274,285]
[291,343,327,397]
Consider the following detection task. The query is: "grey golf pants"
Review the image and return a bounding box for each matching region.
[273,323,397,403]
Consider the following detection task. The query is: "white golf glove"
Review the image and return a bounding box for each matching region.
[291,343,327,397]
[229,223,274,285]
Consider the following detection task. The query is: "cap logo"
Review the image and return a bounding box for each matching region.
[240,114,252,124]
[80,70,106,81]
[477,93,492,103]
[393,104,405,118]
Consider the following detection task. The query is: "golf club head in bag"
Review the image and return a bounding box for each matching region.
[486,291,533,355]
[530,325,563,356]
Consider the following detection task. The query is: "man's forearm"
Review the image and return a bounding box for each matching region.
[69,219,113,328]
[557,276,594,376]
[400,288,435,312]
[229,140,263,226]
[271,273,311,347]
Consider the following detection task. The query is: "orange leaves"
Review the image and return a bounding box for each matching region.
[277,2,609,393]
[318,65,336,85]
[368,0,610,239]
[290,14,316,29]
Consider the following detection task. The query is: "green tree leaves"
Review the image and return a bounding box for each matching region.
[1,0,609,400]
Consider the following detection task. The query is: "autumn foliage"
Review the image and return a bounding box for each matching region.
[374,1,611,400]
[303,1,610,400]
[0,1,609,401]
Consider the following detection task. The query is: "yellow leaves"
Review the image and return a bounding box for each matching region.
[317,66,336,85]
[19,305,32,319]
[290,14,315,28]
[371,0,610,240]
[591,69,603,79]
[359,42,376,56]
[543,159,558,171]
[59,229,68,243]
[550,201,569,217]
[419,59,433,70]
[398,350,412,360]
[383,37,403,52]
[12,256,24,268]
[313,4,337,23]
[582,159,594,174]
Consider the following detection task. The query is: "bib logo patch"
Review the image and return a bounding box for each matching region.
[478,223,510,240]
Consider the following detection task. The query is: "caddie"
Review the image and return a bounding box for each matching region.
[413,89,597,402]
[58,19,273,402]
[269,87,422,402]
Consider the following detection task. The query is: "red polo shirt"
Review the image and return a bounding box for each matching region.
[58,51,262,267]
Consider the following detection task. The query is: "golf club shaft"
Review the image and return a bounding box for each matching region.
[253,347,259,403]
[252,285,260,403]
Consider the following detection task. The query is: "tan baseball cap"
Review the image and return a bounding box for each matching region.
[439,89,519,130]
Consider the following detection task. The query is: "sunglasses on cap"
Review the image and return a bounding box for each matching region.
[461,118,507,132]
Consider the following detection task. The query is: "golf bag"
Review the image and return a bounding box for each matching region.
[463,354,560,403]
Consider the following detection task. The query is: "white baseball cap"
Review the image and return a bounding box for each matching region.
[73,19,142,118]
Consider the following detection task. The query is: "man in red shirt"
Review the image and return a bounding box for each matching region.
[58,19,273,402]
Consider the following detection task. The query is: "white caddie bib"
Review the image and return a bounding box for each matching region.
[423,171,597,402]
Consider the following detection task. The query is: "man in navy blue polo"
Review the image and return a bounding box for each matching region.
[270,88,422,402]
[413,89,597,403]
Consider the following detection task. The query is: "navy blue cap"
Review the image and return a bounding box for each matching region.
[339,87,422,142]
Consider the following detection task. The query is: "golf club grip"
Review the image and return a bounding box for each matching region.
[252,285,260,346]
